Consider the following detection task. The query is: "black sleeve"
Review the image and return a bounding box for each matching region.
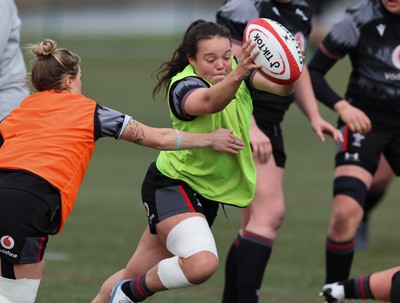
[169,76,210,121]
[308,47,344,109]
[94,104,128,140]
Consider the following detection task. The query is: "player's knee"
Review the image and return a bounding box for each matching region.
[183,251,218,284]
[333,176,368,208]
[159,216,219,288]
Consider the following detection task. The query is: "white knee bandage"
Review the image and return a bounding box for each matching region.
[157,217,218,289]
[166,216,218,259]
[0,276,40,303]
[157,256,192,289]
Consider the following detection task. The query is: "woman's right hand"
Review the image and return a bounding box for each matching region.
[334,100,371,135]
[209,128,244,154]
[234,40,262,80]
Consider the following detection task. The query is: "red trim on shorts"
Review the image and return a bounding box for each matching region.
[36,237,45,262]
[342,125,349,151]
[178,185,195,212]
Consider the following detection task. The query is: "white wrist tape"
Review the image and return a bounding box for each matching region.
[0,276,40,303]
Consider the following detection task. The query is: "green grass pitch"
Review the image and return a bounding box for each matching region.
[20,34,399,303]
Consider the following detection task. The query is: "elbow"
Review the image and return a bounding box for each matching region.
[276,83,296,97]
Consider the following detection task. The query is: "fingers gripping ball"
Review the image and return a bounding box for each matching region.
[243,18,303,84]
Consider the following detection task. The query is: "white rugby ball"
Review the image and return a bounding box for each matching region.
[243,18,303,84]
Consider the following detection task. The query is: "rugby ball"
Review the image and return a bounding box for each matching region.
[243,18,303,84]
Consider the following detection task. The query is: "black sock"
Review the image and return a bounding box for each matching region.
[222,233,241,303]
[237,231,273,303]
[342,274,374,299]
[121,273,154,302]
[325,237,354,283]
[390,271,400,303]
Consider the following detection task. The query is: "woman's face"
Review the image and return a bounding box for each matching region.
[188,36,232,85]
[381,0,400,14]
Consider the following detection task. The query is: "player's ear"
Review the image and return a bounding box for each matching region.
[64,76,73,90]
[188,56,196,68]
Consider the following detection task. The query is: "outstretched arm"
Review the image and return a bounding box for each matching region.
[119,117,244,154]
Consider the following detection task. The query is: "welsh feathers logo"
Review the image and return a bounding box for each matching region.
[1,235,15,249]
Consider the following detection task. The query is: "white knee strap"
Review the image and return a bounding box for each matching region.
[165,216,218,258]
[0,276,40,303]
[157,256,192,289]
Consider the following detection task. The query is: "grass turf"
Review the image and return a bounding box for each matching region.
[19,34,399,303]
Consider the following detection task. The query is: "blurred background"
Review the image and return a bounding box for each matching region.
[15,0,356,38]
[11,1,397,303]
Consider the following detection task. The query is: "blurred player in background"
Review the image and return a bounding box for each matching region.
[308,0,400,286]
[0,0,29,146]
[93,19,297,303]
[0,38,243,303]
[321,265,400,302]
[216,1,341,302]
[308,0,396,252]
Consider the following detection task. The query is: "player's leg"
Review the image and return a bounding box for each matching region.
[356,155,394,250]
[236,155,285,303]
[0,261,44,303]
[108,170,220,303]
[91,225,171,303]
[320,266,400,302]
[109,213,218,303]
[325,165,373,283]
[0,189,51,303]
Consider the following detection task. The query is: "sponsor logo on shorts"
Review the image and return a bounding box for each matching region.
[143,202,155,224]
[1,235,14,249]
[194,193,202,207]
[0,235,18,259]
[344,152,360,161]
[392,45,400,70]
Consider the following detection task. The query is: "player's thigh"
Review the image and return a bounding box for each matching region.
[372,154,395,188]
[253,155,285,204]
[125,226,172,277]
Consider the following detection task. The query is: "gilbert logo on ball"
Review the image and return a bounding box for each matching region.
[243,18,303,84]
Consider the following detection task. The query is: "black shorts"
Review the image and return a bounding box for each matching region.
[0,189,50,264]
[336,118,400,176]
[141,162,220,234]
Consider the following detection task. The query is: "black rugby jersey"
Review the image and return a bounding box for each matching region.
[309,0,400,111]
[217,0,313,122]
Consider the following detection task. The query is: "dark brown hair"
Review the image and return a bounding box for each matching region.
[152,20,230,100]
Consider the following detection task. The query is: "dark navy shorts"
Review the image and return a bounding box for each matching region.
[0,189,50,264]
[141,162,220,234]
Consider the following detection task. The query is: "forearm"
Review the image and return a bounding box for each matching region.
[294,67,321,121]
[119,119,211,151]
[202,69,244,112]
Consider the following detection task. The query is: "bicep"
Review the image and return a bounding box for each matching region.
[170,77,210,117]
